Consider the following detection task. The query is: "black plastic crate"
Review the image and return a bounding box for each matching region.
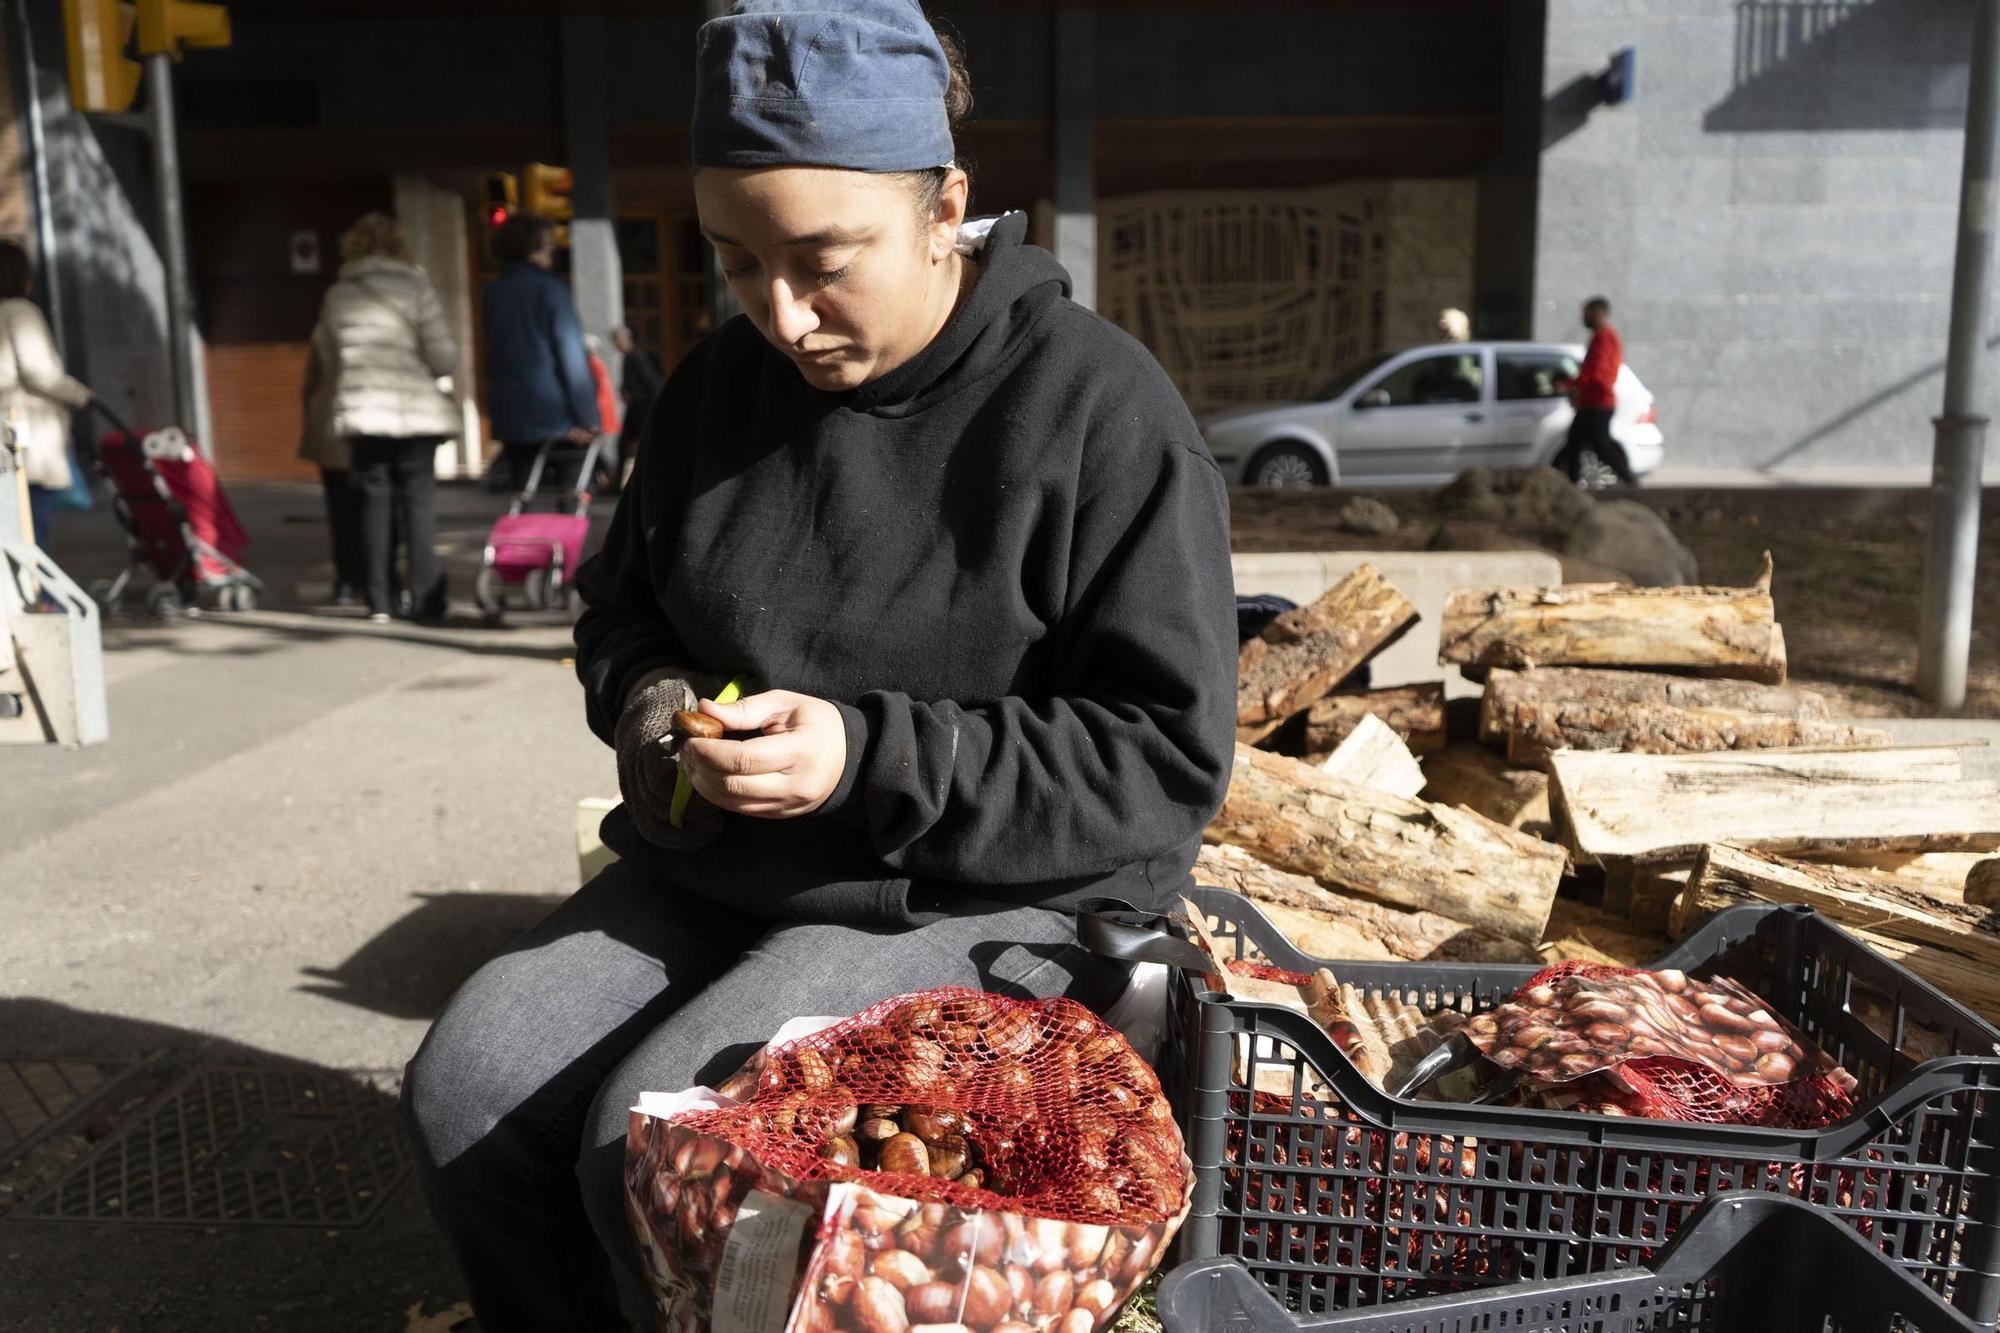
[1155,887,2000,1325]
[1156,1193,1986,1332]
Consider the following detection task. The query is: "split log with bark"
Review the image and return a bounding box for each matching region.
[1478,667,1888,767]
[1418,741,1551,832]
[1439,557,1786,683]
[1207,743,1567,944]
[1549,744,2000,864]
[1318,713,1427,800]
[1237,564,1420,744]
[1194,844,1538,963]
[1302,683,1447,755]
[1672,844,2000,1020]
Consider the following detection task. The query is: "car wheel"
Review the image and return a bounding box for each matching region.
[1248,441,1329,489]
[1567,449,1620,491]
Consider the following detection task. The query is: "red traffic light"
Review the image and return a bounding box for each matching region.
[488,205,510,228]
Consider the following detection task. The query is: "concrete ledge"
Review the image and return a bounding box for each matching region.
[1231,550,1563,698]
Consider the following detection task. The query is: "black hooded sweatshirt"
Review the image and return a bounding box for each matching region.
[572,212,1237,927]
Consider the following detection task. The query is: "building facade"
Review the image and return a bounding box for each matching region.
[1,0,1989,482]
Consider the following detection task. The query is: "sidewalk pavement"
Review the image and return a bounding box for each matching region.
[3,483,616,1331]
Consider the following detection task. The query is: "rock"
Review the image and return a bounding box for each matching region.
[1336,496,1401,536]
[1436,467,1594,544]
[1560,499,1701,587]
[1427,520,1630,586]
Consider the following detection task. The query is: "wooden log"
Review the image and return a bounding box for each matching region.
[1418,741,1551,832]
[1673,844,2000,1020]
[1319,713,1427,800]
[1439,568,1786,683]
[1302,683,1447,755]
[1628,862,1695,932]
[1479,667,1837,743]
[1799,850,1990,900]
[1478,668,1889,766]
[1964,859,2000,910]
[1195,844,1538,963]
[1237,564,1420,744]
[1539,899,1670,969]
[1207,744,1567,944]
[1549,745,2000,864]
[1478,668,1839,743]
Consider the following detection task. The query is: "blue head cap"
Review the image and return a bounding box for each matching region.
[692,0,956,172]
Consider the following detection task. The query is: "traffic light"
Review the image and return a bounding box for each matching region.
[483,172,519,230]
[522,162,573,248]
[479,172,518,268]
[135,0,230,59]
[63,0,143,114]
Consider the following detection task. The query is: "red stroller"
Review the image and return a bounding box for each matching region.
[472,435,603,623]
[90,408,261,617]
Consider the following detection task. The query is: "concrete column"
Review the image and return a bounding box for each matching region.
[1052,5,1096,311]
[395,174,482,477]
[559,14,622,346]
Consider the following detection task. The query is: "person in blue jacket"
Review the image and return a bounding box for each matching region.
[481,214,599,490]
[402,3,1237,1328]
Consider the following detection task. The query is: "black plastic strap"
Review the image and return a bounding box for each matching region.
[1075,898,1215,972]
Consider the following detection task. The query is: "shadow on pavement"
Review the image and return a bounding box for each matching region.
[0,1000,469,1333]
[300,892,566,1021]
[102,610,580,665]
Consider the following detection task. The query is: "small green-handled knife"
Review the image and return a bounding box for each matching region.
[670,674,746,829]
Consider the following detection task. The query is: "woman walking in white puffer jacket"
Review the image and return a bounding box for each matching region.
[306,213,459,622]
[0,239,93,542]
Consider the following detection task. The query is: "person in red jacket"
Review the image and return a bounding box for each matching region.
[1555,296,1636,485]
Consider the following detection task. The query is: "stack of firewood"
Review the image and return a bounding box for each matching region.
[1204,557,2000,1018]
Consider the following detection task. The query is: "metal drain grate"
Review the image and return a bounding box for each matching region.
[13,1063,409,1228]
[0,1060,121,1160]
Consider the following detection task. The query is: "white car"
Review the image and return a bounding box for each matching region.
[1199,341,1666,489]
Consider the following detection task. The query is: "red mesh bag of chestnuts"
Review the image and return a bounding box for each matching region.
[623,987,1192,1333]
[1450,962,1859,1128]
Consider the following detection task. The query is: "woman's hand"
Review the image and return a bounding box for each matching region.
[678,690,847,818]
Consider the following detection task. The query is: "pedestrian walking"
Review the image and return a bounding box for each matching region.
[309,212,459,622]
[583,333,622,494]
[481,215,599,495]
[399,2,1237,1327]
[0,239,93,542]
[1554,295,1637,485]
[609,323,660,490]
[1437,306,1470,342]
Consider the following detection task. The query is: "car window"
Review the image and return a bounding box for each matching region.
[1496,351,1580,402]
[1310,351,1397,401]
[1362,352,1484,407]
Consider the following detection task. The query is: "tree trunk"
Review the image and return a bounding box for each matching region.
[1418,741,1551,832]
[1674,844,2000,1021]
[1549,745,2000,864]
[1439,577,1786,683]
[1195,843,1540,963]
[1303,683,1447,755]
[1237,563,1420,744]
[1207,744,1566,944]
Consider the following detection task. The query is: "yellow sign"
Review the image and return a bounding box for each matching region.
[135,0,230,59]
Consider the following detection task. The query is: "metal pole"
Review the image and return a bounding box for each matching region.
[145,52,195,434]
[1918,0,2000,709]
[14,1,68,359]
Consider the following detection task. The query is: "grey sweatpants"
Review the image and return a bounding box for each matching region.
[398,857,1131,1331]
